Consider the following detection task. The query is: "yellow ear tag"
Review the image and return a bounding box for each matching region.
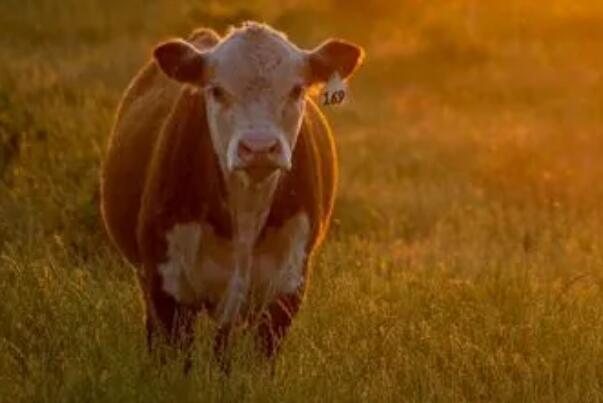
[321,73,347,106]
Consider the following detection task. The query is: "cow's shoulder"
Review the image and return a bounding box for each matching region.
[137,87,231,271]
[101,28,223,267]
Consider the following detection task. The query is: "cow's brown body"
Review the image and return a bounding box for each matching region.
[100,30,338,358]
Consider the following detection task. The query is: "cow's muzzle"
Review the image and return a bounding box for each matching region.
[232,132,291,181]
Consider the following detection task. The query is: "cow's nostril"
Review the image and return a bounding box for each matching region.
[268,142,280,154]
[237,135,281,164]
[238,142,254,158]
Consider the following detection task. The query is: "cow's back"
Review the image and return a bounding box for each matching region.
[101,31,219,266]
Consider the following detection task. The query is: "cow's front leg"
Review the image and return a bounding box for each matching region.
[145,222,202,370]
[145,276,197,371]
[256,293,301,359]
[254,213,310,359]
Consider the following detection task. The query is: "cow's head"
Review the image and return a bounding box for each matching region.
[154,22,363,183]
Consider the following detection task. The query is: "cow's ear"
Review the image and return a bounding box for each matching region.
[306,39,364,84]
[154,39,208,84]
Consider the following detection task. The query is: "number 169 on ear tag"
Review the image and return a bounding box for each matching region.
[321,73,347,106]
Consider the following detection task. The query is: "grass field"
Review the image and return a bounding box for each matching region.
[2,1,603,401]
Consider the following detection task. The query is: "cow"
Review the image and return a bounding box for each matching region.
[100,22,363,365]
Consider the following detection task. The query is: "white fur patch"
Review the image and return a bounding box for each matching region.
[156,212,311,322]
[254,213,310,297]
[158,223,200,303]
[202,23,305,178]
[276,214,310,294]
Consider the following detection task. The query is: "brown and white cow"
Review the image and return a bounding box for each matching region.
[101,22,363,361]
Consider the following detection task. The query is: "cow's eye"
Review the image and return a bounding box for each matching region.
[210,85,227,103]
[289,84,304,101]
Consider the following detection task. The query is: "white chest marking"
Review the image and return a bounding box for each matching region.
[157,223,201,304]
[157,213,311,317]
[254,213,310,295]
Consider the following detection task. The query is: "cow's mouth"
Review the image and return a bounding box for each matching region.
[233,164,282,186]
[243,165,280,182]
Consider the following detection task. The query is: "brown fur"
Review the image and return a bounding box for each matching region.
[101,28,338,360]
[101,30,220,265]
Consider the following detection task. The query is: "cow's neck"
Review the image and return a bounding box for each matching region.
[216,170,281,324]
[228,171,281,245]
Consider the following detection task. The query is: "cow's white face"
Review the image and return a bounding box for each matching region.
[203,29,305,180]
[154,22,363,183]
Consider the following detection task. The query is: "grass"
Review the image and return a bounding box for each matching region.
[1,0,603,401]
